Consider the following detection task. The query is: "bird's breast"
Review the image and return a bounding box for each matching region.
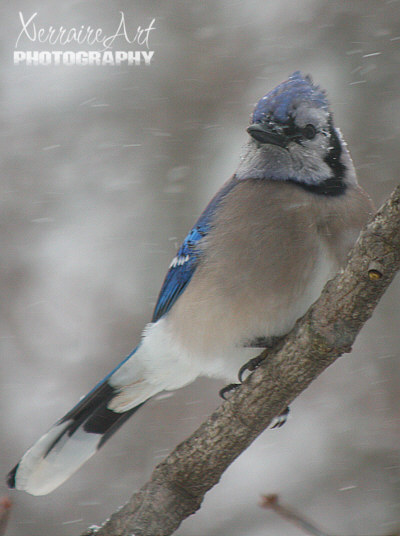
[165,180,342,380]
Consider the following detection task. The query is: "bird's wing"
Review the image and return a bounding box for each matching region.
[152,178,238,322]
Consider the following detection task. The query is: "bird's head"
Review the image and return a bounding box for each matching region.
[237,72,357,194]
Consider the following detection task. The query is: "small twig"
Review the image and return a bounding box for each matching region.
[260,494,400,536]
[260,494,332,536]
[0,497,12,536]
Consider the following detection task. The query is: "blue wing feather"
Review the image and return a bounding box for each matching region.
[152,178,238,322]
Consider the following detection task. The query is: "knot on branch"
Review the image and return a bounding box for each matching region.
[368,261,384,281]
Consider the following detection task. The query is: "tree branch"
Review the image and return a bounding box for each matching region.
[81,183,400,536]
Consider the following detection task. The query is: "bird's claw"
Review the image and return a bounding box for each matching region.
[219,383,240,400]
[238,355,265,383]
[219,355,266,399]
[270,407,290,429]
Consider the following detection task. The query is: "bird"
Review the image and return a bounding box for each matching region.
[7,71,374,496]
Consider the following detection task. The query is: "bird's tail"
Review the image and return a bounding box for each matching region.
[7,346,155,496]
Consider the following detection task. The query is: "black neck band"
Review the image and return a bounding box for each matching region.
[289,116,347,196]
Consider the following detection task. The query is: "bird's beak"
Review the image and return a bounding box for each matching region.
[247,123,288,148]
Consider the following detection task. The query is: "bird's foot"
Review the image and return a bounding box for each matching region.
[238,355,266,383]
[220,336,284,400]
[219,383,240,400]
[270,406,290,429]
[219,353,267,399]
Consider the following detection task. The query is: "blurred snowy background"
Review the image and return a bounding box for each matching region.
[1,1,400,535]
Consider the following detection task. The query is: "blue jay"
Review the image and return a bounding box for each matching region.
[8,72,373,495]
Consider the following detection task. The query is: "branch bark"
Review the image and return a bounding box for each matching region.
[81,183,400,536]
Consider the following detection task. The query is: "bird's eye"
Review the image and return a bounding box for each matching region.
[303,124,317,140]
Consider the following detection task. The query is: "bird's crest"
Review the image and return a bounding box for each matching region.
[252,71,328,124]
